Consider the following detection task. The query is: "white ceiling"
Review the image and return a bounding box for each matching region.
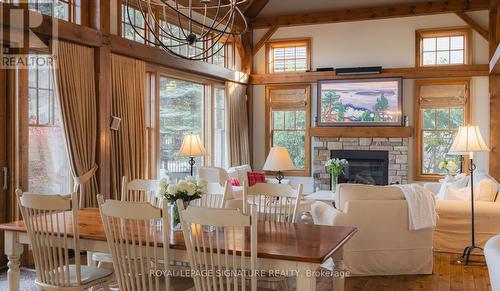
[257,0,435,17]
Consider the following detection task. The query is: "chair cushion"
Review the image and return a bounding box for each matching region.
[50,265,113,286]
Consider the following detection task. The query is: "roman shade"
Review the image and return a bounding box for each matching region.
[269,88,308,110]
[419,83,467,108]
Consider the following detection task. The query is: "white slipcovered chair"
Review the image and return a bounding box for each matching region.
[311,184,434,276]
[485,235,500,291]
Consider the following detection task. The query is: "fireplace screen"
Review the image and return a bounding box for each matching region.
[331,150,389,186]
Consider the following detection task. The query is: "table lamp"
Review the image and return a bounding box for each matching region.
[449,125,489,265]
[263,147,295,184]
[178,133,207,176]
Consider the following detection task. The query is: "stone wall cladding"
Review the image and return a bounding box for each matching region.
[313,137,409,190]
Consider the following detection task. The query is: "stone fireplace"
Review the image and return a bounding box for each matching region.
[313,137,409,190]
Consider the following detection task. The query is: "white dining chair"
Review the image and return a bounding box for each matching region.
[199,166,230,185]
[16,190,113,291]
[242,182,304,223]
[91,176,165,267]
[190,181,230,208]
[97,195,193,291]
[242,182,303,291]
[177,201,260,291]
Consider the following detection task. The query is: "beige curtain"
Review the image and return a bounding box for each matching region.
[52,40,98,207]
[110,54,147,199]
[227,82,250,167]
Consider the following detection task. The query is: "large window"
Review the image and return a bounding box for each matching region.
[159,20,204,58]
[28,0,81,23]
[158,76,204,180]
[266,85,311,176]
[28,55,71,193]
[266,38,311,73]
[416,27,471,67]
[415,79,470,181]
[213,87,227,168]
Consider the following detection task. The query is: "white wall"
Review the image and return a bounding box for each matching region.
[251,12,490,193]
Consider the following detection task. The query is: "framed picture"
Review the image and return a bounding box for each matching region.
[317,77,403,126]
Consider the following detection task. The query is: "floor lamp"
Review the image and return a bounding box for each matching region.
[178,133,207,177]
[449,125,490,265]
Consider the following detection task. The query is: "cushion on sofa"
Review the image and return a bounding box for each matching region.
[443,179,498,202]
[437,175,469,200]
[337,184,405,211]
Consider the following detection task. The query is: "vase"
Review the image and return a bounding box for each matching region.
[169,202,187,232]
[331,175,338,193]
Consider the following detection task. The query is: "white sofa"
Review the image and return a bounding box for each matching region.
[311,184,434,276]
[485,235,500,291]
[424,177,500,253]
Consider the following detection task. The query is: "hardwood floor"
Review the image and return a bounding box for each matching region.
[315,252,491,291]
[0,252,491,291]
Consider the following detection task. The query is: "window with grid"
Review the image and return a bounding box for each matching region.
[415,79,469,180]
[159,20,204,58]
[28,54,71,193]
[211,41,225,67]
[122,4,147,44]
[417,28,471,67]
[266,39,310,73]
[28,0,81,23]
[266,85,310,176]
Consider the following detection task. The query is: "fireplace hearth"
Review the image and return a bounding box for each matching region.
[331,150,389,186]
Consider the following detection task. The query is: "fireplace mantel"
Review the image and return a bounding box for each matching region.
[310,126,412,138]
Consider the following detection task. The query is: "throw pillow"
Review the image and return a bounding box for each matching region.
[247,172,266,186]
[437,175,469,200]
[443,179,498,202]
[443,186,469,201]
[230,178,241,187]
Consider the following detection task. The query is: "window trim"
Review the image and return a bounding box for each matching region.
[415,27,472,67]
[414,78,471,182]
[265,38,311,74]
[265,84,311,177]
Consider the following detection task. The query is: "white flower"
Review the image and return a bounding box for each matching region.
[447,161,458,173]
[167,184,178,195]
[177,180,189,192]
[197,179,208,192]
[186,182,197,196]
[438,161,445,169]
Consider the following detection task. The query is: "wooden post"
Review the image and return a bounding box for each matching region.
[89,1,113,198]
[490,1,500,181]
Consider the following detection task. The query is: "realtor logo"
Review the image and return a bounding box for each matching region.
[0,0,58,69]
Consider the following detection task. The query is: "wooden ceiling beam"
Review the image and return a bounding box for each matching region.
[250,64,489,84]
[244,0,270,19]
[251,0,489,29]
[455,11,489,40]
[251,25,278,55]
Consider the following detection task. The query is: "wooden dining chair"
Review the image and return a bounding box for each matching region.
[16,190,113,291]
[121,175,164,206]
[190,181,230,208]
[177,201,259,291]
[242,182,304,223]
[91,176,165,267]
[97,195,193,291]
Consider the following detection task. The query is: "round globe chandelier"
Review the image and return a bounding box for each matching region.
[124,0,248,61]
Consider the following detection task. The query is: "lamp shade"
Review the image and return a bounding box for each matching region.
[449,125,489,154]
[263,147,295,171]
[178,133,207,157]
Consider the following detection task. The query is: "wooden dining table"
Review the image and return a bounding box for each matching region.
[1,208,357,291]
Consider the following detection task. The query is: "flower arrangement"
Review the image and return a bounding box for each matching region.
[158,176,207,229]
[325,158,349,176]
[325,158,349,192]
[439,159,459,175]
